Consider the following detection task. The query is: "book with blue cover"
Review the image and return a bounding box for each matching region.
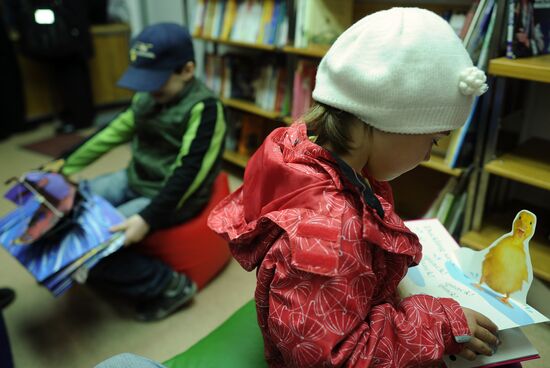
[0,172,125,296]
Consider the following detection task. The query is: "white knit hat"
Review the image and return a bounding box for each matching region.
[312,7,488,134]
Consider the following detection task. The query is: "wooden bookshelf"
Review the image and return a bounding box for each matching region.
[484,139,550,192]
[223,150,249,169]
[421,155,463,177]
[461,218,550,282]
[194,36,277,51]
[282,46,328,58]
[488,55,550,83]
[221,98,280,120]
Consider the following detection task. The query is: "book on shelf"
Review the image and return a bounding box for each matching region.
[0,172,125,296]
[444,96,481,169]
[291,59,317,120]
[293,0,353,49]
[202,0,219,38]
[214,53,290,113]
[477,1,500,70]
[252,58,289,112]
[460,0,481,39]
[220,0,237,40]
[424,176,459,219]
[505,0,544,58]
[533,0,550,55]
[401,216,548,367]
[467,0,496,62]
[222,54,258,101]
[193,0,208,36]
[225,109,244,152]
[464,0,488,48]
[205,53,224,96]
[194,0,289,46]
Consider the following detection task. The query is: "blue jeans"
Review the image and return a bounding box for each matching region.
[88,170,151,217]
[95,353,166,368]
[86,170,173,301]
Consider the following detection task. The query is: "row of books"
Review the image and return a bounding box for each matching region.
[506,0,550,58]
[441,0,502,168]
[205,1,503,170]
[193,0,289,46]
[204,53,315,117]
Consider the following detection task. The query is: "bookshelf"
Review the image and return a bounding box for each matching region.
[463,55,550,282]
[195,35,278,51]
[484,139,550,192]
[192,0,495,223]
[221,98,280,120]
[488,55,550,84]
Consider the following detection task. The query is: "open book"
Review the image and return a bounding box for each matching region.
[401,212,548,367]
[0,172,125,296]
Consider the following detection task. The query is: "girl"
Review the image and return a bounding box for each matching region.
[209,8,499,367]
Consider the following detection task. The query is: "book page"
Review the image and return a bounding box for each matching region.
[399,218,548,330]
[443,327,539,368]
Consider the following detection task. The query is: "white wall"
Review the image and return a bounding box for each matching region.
[143,0,186,25]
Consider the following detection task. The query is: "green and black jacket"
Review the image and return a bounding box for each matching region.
[62,78,227,229]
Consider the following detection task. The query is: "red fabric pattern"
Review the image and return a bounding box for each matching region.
[208,125,470,367]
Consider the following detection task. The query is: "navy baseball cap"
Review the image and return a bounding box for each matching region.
[117,23,195,92]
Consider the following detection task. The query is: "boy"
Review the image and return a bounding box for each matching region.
[58,23,226,321]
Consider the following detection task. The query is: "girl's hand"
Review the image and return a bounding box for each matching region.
[110,214,150,246]
[459,307,500,361]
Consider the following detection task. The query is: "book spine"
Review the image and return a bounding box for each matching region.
[507,0,516,58]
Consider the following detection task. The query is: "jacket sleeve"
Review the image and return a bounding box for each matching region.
[267,234,469,368]
[139,98,226,229]
[61,107,136,175]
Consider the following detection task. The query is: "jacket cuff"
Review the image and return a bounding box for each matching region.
[139,207,161,230]
[438,298,471,355]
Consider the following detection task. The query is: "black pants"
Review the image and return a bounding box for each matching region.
[87,249,173,301]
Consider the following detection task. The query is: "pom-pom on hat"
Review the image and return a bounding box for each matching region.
[312,7,488,134]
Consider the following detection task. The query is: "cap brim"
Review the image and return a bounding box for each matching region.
[117,66,172,92]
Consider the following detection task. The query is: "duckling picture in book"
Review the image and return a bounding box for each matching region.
[400,211,548,367]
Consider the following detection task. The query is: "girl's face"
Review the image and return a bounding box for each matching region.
[364,129,450,181]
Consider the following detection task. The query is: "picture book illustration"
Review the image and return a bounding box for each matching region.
[400,212,548,331]
[458,210,535,306]
[0,171,125,296]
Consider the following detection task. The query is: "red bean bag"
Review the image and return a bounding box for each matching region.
[137,173,231,290]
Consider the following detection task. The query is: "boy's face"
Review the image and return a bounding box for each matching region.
[150,62,195,104]
[366,130,450,181]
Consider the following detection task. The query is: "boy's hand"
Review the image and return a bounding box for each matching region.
[41,159,65,173]
[459,307,500,361]
[110,215,150,246]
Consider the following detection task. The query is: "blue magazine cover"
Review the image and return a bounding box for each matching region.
[0,175,125,295]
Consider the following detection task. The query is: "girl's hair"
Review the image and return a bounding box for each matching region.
[302,103,360,155]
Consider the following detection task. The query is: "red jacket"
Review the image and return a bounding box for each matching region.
[208,124,469,367]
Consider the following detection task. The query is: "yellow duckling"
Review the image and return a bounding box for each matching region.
[478,210,536,305]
